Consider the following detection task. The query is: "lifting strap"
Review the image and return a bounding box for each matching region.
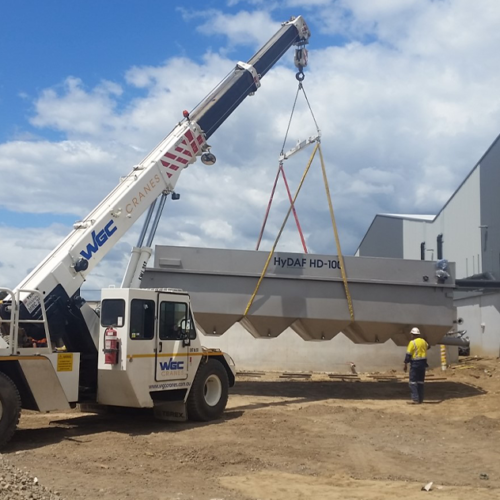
[318,144,354,321]
[255,160,308,253]
[244,83,354,322]
[244,143,319,316]
[301,84,354,320]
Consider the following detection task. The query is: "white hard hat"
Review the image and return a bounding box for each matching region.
[411,327,421,335]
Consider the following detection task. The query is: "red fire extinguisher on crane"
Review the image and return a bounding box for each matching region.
[104,327,119,365]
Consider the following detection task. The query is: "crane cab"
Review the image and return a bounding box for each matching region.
[97,288,235,420]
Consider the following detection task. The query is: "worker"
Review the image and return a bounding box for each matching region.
[403,327,429,404]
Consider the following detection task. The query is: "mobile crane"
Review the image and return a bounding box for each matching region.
[0,16,311,447]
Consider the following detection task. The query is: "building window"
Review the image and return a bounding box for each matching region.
[420,242,425,260]
[437,234,443,260]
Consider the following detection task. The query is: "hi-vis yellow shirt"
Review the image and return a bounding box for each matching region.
[406,337,429,360]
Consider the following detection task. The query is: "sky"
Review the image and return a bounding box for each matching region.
[1,0,500,298]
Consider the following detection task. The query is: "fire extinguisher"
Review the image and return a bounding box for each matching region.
[104,327,119,365]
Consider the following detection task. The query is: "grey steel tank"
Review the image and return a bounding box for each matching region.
[143,246,455,346]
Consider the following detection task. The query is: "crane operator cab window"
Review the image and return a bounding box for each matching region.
[101,299,125,328]
[129,299,155,340]
[159,302,196,341]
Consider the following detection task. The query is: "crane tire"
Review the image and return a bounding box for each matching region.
[0,371,21,449]
[187,359,229,421]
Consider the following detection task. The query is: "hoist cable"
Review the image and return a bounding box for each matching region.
[280,84,302,155]
[300,84,321,136]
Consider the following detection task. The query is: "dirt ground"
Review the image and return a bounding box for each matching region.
[4,356,500,500]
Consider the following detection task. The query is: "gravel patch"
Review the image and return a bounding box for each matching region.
[0,454,64,500]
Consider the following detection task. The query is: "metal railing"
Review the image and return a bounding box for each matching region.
[0,287,53,354]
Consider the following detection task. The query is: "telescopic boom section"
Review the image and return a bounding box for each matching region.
[3,16,310,355]
[191,16,310,139]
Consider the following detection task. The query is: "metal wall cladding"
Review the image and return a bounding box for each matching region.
[143,246,456,346]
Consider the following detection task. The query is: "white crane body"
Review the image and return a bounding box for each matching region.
[0,16,311,448]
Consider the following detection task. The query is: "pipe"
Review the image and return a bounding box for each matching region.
[438,336,469,347]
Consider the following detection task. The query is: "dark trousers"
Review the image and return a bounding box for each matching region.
[409,360,426,403]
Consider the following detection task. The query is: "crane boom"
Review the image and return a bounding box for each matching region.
[2,16,310,357]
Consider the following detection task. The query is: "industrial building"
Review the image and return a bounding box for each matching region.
[357,133,500,357]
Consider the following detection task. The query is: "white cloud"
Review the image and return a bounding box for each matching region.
[0,140,119,215]
[31,77,122,137]
[2,0,500,292]
[0,225,70,287]
[200,219,234,241]
[189,10,280,48]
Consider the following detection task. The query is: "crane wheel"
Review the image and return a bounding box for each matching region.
[187,359,229,421]
[0,372,21,449]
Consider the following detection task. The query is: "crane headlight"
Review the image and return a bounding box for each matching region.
[74,258,89,273]
[201,152,217,166]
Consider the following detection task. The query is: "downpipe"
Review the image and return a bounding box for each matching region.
[438,332,470,348]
